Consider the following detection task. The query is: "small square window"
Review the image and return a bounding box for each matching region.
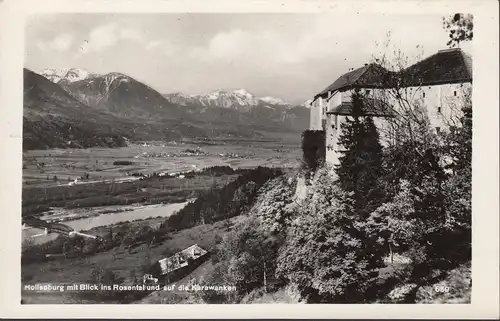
[366,90,371,95]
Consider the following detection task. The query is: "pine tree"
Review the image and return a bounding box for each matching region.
[335,90,385,215]
[336,89,366,194]
[359,116,386,211]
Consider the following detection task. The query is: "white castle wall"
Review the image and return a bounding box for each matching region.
[322,82,471,166]
[309,98,323,130]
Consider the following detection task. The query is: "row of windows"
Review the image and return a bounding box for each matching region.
[317,88,460,103]
[358,89,457,97]
[422,91,458,98]
[317,89,456,115]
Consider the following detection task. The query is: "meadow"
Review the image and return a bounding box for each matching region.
[22,137,301,188]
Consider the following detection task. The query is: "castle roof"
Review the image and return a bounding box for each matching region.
[314,48,472,100]
[315,63,393,98]
[401,48,472,86]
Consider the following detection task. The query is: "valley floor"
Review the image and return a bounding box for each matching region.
[23,138,301,188]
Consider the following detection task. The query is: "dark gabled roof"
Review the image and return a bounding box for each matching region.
[314,48,472,101]
[326,97,395,117]
[401,48,472,86]
[315,63,393,98]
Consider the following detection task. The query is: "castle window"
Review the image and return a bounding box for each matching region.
[454,91,457,96]
[437,106,442,113]
[436,127,441,133]
[422,92,426,98]
[366,90,371,95]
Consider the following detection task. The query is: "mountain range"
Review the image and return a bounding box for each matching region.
[163,89,289,111]
[22,68,309,150]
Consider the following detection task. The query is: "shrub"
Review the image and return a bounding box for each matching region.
[301,130,325,173]
[203,217,284,303]
[255,175,297,234]
[113,160,134,166]
[276,167,384,303]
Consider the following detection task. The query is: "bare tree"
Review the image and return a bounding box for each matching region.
[366,37,432,154]
[365,34,469,156]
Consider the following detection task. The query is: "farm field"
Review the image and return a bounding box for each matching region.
[22,138,301,188]
[22,169,241,217]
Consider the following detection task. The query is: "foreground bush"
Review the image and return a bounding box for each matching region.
[201,216,285,303]
[276,167,384,303]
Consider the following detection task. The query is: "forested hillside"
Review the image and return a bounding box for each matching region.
[197,87,472,304]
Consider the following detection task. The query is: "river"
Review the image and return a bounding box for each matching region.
[22,201,189,245]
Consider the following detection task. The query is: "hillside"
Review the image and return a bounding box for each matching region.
[23,68,127,150]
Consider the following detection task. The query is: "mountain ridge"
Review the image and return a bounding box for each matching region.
[163,88,290,111]
[26,68,310,150]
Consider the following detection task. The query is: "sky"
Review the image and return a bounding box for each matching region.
[24,13,472,104]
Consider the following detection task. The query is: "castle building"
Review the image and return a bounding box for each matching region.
[309,48,473,165]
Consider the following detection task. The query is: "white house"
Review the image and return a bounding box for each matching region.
[309,48,473,165]
[157,244,208,277]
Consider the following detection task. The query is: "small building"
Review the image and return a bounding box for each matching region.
[157,244,209,283]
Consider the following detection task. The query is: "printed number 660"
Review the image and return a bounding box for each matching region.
[434,285,450,293]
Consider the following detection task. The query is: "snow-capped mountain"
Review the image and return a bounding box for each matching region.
[163,89,290,111]
[39,68,99,84]
[303,99,313,108]
[260,96,287,105]
[57,71,183,118]
[162,88,309,131]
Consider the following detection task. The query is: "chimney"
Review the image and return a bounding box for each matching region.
[438,48,461,53]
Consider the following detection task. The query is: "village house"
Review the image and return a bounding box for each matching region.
[309,48,473,165]
[156,244,209,283]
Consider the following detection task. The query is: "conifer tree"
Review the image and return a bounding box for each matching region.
[336,89,366,193]
[335,90,385,215]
